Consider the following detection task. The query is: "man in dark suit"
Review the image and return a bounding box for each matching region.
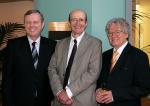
[48,9,102,106]
[2,10,56,106]
[96,18,150,106]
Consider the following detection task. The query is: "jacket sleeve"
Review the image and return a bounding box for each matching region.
[2,40,15,106]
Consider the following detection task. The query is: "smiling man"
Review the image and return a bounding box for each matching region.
[48,9,102,106]
[2,10,56,106]
[96,18,150,106]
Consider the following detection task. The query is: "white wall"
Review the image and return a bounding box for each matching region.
[0,1,33,23]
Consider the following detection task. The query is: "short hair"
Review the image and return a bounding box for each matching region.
[24,9,44,22]
[105,18,130,36]
[68,9,87,22]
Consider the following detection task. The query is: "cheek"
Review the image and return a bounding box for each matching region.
[110,38,120,45]
[80,27,85,30]
[25,24,29,29]
[80,26,86,31]
[108,37,113,42]
[82,23,87,28]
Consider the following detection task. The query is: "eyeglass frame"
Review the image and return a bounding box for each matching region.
[70,18,86,23]
[107,30,125,36]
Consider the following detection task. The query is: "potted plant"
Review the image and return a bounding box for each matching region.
[132,9,150,53]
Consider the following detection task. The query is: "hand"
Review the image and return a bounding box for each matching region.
[96,88,113,104]
[96,88,104,102]
[57,90,73,105]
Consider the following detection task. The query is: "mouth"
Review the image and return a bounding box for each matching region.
[74,27,82,30]
[29,28,36,33]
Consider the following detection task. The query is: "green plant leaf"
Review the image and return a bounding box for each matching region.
[0,22,24,45]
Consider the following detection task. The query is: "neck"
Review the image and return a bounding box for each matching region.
[29,36,40,41]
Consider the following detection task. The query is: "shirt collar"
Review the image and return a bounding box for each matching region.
[70,31,85,46]
[28,36,41,47]
[114,41,128,54]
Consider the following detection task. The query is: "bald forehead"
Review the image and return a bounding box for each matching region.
[69,9,87,20]
[71,9,85,15]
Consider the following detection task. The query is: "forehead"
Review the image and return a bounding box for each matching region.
[25,13,41,20]
[70,10,86,19]
[109,23,122,31]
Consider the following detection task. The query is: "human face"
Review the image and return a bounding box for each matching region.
[24,13,44,40]
[108,23,128,49]
[69,10,87,38]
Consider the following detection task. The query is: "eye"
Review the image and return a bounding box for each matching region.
[71,18,85,23]
[108,31,122,36]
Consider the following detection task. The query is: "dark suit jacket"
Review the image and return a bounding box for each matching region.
[2,36,56,106]
[97,43,150,106]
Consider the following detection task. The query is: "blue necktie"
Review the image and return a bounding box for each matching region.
[63,39,77,88]
[32,42,38,69]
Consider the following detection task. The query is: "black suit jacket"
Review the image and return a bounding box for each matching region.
[2,36,56,106]
[97,43,150,106]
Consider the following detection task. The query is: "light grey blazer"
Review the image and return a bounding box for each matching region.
[48,33,102,106]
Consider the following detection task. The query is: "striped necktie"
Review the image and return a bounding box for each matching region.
[32,42,39,69]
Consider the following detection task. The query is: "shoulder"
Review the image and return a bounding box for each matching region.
[5,36,27,53]
[103,49,113,56]
[85,33,102,45]
[41,36,56,46]
[57,37,70,45]
[129,45,148,58]
[7,36,27,45]
[120,44,149,65]
[127,45,150,67]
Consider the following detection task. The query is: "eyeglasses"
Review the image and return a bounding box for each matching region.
[108,31,123,36]
[70,18,86,23]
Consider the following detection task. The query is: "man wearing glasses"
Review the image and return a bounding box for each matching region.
[48,9,102,106]
[96,18,150,106]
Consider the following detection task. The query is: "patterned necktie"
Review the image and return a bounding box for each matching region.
[32,42,38,69]
[63,39,77,88]
[110,50,119,70]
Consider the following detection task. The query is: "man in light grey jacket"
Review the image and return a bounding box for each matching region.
[48,9,102,106]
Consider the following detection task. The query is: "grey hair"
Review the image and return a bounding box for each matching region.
[105,18,130,37]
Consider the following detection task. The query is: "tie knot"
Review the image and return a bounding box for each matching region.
[74,39,77,45]
[32,42,36,47]
[113,50,119,56]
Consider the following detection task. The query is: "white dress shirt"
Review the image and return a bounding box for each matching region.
[28,36,41,54]
[65,31,85,98]
[113,41,128,62]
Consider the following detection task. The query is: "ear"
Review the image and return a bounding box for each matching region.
[125,33,128,39]
[42,22,45,29]
[85,21,88,27]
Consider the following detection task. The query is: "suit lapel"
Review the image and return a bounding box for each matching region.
[63,38,71,72]
[103,49,113,77]
[107,49,113,71]
[36,37,49,71]
[75,33,89,61]
[22,36,33,59]
[21,36,35,70]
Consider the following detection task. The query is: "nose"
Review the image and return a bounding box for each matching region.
[74,20,81,24]
[29,22,35,27]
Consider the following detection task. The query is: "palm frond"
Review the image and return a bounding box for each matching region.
[132,10,150,23]
[0,22,24,46]
[0,22,24,61]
